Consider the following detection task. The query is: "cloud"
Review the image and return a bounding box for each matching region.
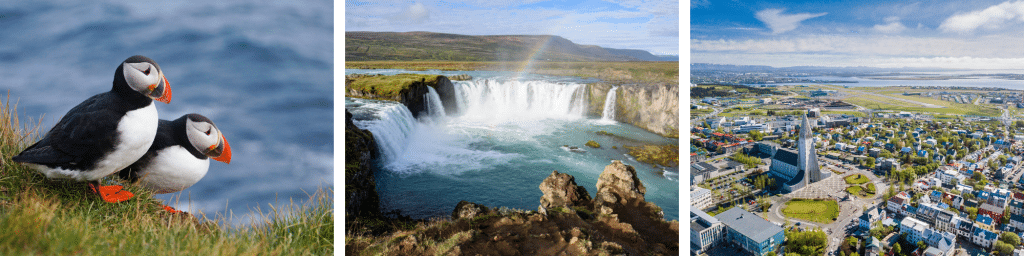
[873,17,907,34]
[691,0,710,9]
[691,34,1024,58]
[940,1,1024,33]
[755,8,827,34]
[392,2,430,24]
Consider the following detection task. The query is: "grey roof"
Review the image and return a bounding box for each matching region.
[717,207,783,243]
[692,162,718,173]
[773,148,799,166]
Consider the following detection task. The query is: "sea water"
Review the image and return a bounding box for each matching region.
[0,1,332,225]
[346,69,679,220]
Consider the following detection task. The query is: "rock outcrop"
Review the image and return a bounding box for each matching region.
[538,171,592,210]
[452,200,492,220]
[345,110,380,217]
[345,74,458,118]
[586,83,679,137]
[350,160,679,255]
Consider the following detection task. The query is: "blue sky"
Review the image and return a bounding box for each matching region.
[345,0,679,55]
[692,0,1024,69]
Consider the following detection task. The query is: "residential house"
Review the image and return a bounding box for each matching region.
[972,227,998,249]
[979,203,1006,224]
[900,217,930,244]
[860,206,882,231]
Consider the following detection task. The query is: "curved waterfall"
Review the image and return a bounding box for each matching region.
[450,79,587,120]
[425,86,447,119]
[350,101,418,164]
[601,86,618,122]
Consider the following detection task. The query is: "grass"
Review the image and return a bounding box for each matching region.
[345,73,443,99]
[0,97,332,255]
[782,199,839,224]
[840,89,1002,117]
[346,61,679,85]
[845,174,870,185]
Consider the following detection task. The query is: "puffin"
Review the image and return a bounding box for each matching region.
[117,114,231,213]
[12,55,172,203]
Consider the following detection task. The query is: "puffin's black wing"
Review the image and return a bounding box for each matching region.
[13,93,122,170]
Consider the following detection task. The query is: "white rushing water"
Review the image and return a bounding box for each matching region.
[451,79,588,122]
[352,101,418,164]
[600,86,618,122]
[425,86,447,119]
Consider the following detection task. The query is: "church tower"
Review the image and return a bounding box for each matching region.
[798,115,822,182]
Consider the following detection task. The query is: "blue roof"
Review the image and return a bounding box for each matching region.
[977,215,994,225]
[974,228,998,240]
[931,191,943,198]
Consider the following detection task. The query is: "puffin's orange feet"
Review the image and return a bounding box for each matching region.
[89,184,134,203]
[162,205,183,214]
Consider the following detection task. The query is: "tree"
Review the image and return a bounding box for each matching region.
[995,241,1014,256]
[966,207,979,220]
[865,157,876,168]
[892,243,902,256]
[1000,232,1021,247]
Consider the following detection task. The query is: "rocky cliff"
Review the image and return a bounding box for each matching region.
[345,110,380,217]
[587,83,679,138]
[345,74,458,118]
[348,161,679,255]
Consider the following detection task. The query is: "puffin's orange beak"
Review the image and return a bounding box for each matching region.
[210,134,231,164]
[154,76,172,104]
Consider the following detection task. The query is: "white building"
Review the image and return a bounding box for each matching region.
[691,186,713,210]
[690,209,725,254]
[900,217,930,244]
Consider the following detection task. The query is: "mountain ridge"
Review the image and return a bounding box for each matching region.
[346,31,675,62]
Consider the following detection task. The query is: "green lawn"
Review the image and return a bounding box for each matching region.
[782,199,839,224]
[846,185,876,198]
[845,174,870,185]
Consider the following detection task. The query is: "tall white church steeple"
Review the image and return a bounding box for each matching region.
[797,114,822,182]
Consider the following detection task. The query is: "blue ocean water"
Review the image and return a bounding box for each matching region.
[346,69,680,221]
[0,1,332,225]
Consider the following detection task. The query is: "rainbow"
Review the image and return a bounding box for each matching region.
[513,35,557,81]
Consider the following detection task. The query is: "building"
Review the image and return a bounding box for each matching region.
[972,227,998,249]
[933,210,957,233]
[900,217,930,244]
[860,205,882,230]
[716,208,785,256]
[1011,214,1024,232]
[917,203,942,223]
[691,162,721,185]
[769,115,830,193]
[956,219,975,238]
[690,209,725,254]
[888,191,910,216]
[691,186,713,211]
[979,203,1006,224]
[923,228,956,256]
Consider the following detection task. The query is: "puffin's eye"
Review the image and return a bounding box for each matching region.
[205,128,212,135]
[143,67,151,75]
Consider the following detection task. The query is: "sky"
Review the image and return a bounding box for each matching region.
[345,0,679,56]
[692,0,1024,69]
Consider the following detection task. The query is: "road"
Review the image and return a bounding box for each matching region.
[762,156,888,254]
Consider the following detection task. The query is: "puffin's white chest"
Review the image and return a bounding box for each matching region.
[135,146,210,194]
[37,103,158,181]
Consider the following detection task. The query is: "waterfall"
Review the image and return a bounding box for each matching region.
[451,79,587,121]
[424,86,447,119]
[351,101,417,164]
[601,87,618,122]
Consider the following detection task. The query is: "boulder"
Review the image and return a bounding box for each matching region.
[538,171,592,209]
[452,200,490,220]
[593,161,646,215]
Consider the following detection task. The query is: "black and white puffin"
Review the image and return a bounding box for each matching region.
[118,114,231,212]
[12,55,172,203]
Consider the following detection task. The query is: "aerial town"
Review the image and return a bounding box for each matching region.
[690,83,1024,256]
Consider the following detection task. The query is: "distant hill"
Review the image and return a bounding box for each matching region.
[346,31,674,62]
